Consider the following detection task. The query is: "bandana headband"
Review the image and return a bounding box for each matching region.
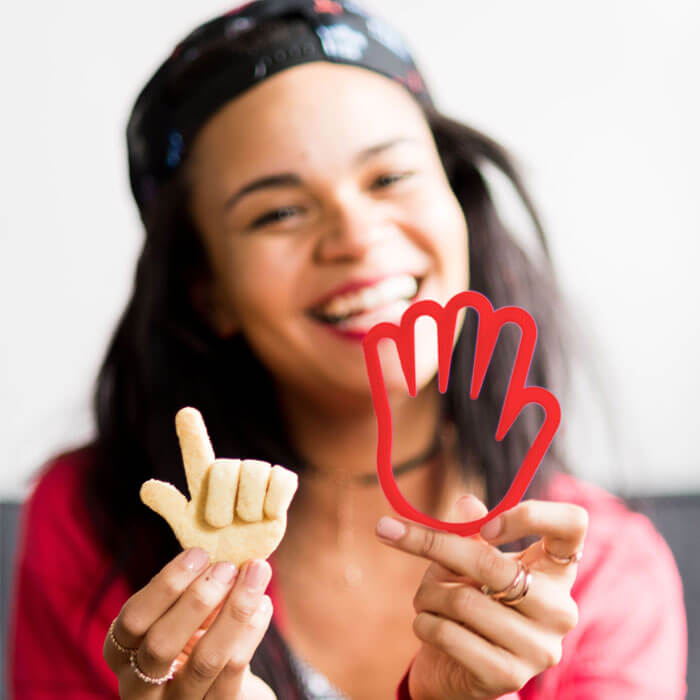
[127,0,434,220]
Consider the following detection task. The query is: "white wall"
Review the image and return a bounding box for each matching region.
[2,1,698,499]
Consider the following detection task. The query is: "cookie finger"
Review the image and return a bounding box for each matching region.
[236,460,272,522]
[264,465,298,520]
[175,407,216,505]
[205,459,241,528]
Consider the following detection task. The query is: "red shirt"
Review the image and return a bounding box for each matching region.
[9,448,687,699]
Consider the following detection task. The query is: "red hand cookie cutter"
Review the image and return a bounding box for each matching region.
[362,290,561,536]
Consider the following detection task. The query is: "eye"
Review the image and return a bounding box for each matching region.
[371,171,415,189]
[251,205,306,229]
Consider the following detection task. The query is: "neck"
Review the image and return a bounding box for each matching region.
[272,383,485,589]
[274,381,454,555]
[278,380,442,480]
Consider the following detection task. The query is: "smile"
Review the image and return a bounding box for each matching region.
[309,274,421,327]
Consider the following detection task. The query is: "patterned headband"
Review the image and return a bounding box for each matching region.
[126,0,434,220]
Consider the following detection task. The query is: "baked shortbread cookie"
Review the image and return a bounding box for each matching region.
[140,407,298,565]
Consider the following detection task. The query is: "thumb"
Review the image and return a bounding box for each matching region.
[423,495,490,584]
[140,479,188,530]
[448,493,489,523]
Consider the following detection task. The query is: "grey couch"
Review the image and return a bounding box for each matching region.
[2,497,698,697]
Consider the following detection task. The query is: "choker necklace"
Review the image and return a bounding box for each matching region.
[299,429,448,587]
[301,430,443,487]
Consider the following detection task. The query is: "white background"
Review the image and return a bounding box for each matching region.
[1,1,698,499]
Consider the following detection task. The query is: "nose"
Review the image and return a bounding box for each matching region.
[314,190,393,263]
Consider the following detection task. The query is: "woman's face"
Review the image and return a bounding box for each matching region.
[187,62,468,408]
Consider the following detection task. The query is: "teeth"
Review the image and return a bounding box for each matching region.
[317,274,418,320]
[335,299,411,331]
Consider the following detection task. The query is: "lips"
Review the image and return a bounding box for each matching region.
[308,273,422,326]
[362,290,562,536]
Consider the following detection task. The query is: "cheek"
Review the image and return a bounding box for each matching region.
[219,242,303,327]
[416,191,469,282]
[443,209,469,285]
[410,194,469,389]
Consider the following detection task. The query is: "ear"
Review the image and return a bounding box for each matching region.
[190,276,238,339]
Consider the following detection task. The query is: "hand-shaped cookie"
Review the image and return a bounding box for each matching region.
[140,407,298,564]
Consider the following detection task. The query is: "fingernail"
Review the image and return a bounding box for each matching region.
[480,517,503,540]
[376,517,407,541]
[245,560,269,590]
[211,562,237,584]
[252,595,273,625]
[183,547,209,571]
[455,494,477,511]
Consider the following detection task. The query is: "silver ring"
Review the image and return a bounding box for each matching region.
[108,619,136,655]
[542,541,583,565]
[129,651,176,686]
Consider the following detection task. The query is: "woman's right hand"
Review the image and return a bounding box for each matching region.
[103,547,276,699]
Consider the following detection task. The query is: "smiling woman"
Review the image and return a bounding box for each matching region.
[184,62,468,404]
[9,1,687,699]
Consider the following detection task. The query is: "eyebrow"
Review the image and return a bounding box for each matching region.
[223,137,416,212]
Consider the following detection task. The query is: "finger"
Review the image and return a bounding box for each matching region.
[204,598,274,700]
[263,465,298,520]
[105,547,210,670]
[176,406,216,504]
[232,668,278,700]
[131,561,238,685]
[236,460,271,522]
[479,500,588,561]
[182,629,206,657]
[421,494,490,586]
[205,459,241,527]
[448,493,489,525]
[123,575,234,695]
[418,553,577,628]
[172,559,272,697]
[103,621,138,676]
[412,612,532,696]
[140,480,188,534]
[413,579,574,666]
[200,600,225,633]
[376,515,522,596]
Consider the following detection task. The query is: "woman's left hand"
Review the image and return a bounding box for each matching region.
[375,495,588,700]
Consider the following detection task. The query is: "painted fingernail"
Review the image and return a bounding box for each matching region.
[245,560,269,590]
[480,517,503,539]
[376,517,406,541]
[211,562,237,584]
[183,547,209,571]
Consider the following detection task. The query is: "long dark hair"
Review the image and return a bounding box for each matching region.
[83,17,585,697]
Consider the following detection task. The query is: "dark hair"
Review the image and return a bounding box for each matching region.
[83,17,586,696]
